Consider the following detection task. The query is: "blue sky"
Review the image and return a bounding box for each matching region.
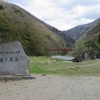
[4,0,100,30]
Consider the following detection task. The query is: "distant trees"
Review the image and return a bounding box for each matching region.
[73,37,100,59]
[86,40,100,58]
[0,5,3,10]
[98,34,100,44]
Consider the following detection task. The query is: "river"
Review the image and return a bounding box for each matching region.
[51,55,74,61]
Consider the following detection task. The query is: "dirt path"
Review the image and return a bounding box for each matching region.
[0,74,100,100]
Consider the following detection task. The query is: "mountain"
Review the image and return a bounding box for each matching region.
[63,18,100,42]
[63,23,92,41]
[41,23,75,47]
[0,0,74,56]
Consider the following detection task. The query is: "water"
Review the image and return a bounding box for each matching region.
[51,55,74,61]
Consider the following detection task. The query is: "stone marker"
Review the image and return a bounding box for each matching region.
[0,41,29,75]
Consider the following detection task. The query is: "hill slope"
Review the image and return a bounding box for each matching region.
[81,18,100,42]
[0,1,74,55]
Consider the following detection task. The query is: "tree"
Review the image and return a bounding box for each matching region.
[74,39,85,56]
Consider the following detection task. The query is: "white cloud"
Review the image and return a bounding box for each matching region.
[4,0,100,30]
[53,0,72,5]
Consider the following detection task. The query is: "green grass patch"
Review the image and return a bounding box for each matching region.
[28,56,100,76]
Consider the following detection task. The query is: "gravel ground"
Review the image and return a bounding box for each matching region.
[0,74,100,100]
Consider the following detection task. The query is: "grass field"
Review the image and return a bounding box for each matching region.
[28,56,100,76]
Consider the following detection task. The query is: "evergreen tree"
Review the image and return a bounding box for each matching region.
[0,5,3,10]
[98,34,100,44]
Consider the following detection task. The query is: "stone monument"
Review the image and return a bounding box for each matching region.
[0,41,29,75]
[0,41,28,75]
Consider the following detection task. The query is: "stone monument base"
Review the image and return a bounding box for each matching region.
[0,75,35,81]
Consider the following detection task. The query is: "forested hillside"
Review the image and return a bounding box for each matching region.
[0,1,68,56]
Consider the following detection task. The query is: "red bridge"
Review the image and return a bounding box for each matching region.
[53,48,73,52]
